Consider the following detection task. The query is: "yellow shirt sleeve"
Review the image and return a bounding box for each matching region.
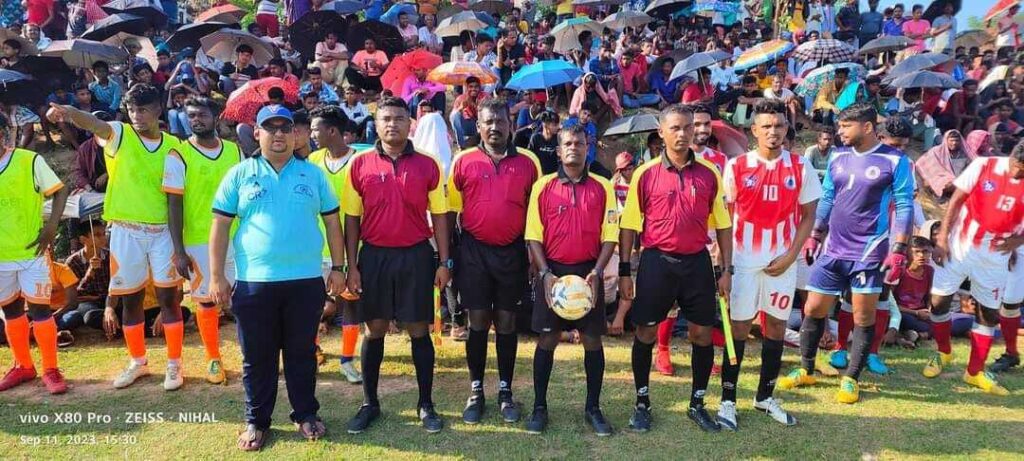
[619,163,647,232]
[525,176,550,242]
[597,177,620,243]
[447,156,463,213]
[704,159,732,230]
[427,156,447,214]
[340,156,363,217]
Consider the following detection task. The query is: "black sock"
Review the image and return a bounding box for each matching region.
[690,343,714,408]
[845,324,875,381]
[631,337,655,408]
[361,337,385,407]
[757,338,785,402]
[411,335,435,408]
[495,332,517,398]
[720,340,746,403]
[466,329,488,394]
[799,316,826,373]
[584,349,605,411]
[532,347,554,409]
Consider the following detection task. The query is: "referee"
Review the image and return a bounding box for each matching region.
[524,125,617,436]
[618,104,733,433]
[209,105,346,450]
[448,99,541,424]
[342,97,452,434]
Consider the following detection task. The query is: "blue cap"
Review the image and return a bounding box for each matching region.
[256,104,293,126]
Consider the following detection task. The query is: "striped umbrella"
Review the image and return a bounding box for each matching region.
[694,0,740,14]
[795,63,866,99]
[733,39,794,71]
[793,38,858,63]
[427,61,499,86]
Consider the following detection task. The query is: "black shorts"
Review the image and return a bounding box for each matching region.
[455,232,528,312]
[631,248,717,327]
[357,241,435,323]
[532,260,606,337]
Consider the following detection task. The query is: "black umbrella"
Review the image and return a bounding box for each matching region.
[166,22,238,51]
[102,0,167,27]
[14,56,75,93]
[882,52,952,83]
[290,10,349,57]
[670,50,731,80]
[469,0,512,15]
[81,13,149,41]
[645,0,692,19]
[605,113,660,136]
[858,35,915,55]
[889,70,961,89]
[332,0,364,15]
[923,0,960,22]
[347,20,406,58]
[0,70,40,105]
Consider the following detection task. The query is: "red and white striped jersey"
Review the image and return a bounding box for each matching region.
[951,157,1024,253]
[723,150,822,267]
[696,146,728,173]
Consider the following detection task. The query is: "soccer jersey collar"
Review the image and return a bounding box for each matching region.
[374,140,417,158]
[660,148,697,171]
[557,164,590,184]
[850,142,883,156]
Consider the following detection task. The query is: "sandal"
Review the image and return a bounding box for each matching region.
[237,424,268,451]
[295,417,326,441]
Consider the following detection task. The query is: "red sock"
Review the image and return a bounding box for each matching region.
[836,309,854,351]
[967,324,995,375]
[931,315,953,355]
[711,327,725,347]
[656,317,676,352]
[871,309,890,354]
[999,313,1020,357]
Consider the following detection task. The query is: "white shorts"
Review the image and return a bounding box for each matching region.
[931,246,1010,309]
[730,263,798,322]
[795,256,812,291]
[0,257,50,306]
[109,222,181,295]
[186,244,235,304]
[1003,251,1024,305]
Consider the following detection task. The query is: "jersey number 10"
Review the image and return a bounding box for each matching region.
[762,185,779,202]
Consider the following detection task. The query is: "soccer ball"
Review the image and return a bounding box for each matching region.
[551,275,593,321]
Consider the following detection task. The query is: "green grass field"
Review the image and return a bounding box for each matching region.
[0,326,1022,460]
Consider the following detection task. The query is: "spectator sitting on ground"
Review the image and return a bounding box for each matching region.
[300,67,340,105]
[347,38,390,94]
[314,32,348,86]
[56,221,111,346]
[892,236,935,348]
[805,128,835,178]
[450,76,487,149]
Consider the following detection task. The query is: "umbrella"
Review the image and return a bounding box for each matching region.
[223,77,301,125]
[101,0,167,27]
[605,113,660,136]
[923,0,959,22]
[506,59,584,90]
[794,63,866,98]
[979,64,1010,91]
[882,52,952,82]
[710,120,748,157]
[645,0,692,19]
[733,39,793,71]
[858,35,915,55]
[793,38,858,62]
[889,70,961,89]
[573,0,628,5]
[13,56,74,94]
[200,28,276,68]
[332,0,365,15]
[103,33,158,70]
[380,49,444,95]
[196,4,247,23]
[550,18,604,54]
[166,22,237,52]
[426,61,498,86]
[42,39,129,68]
[469,0,512,15]
[602,11,655,30]
[380,3,418,26]
[81,13,149,41]
[669,50,731,80]
[955,29,993,49]
[436,10,489,37]
[0,70,32,86]
[290,10,349,56]
[985,0,1018,20]
[0,70,37,105]
[437,4,467,21]
[347,20,406,58]
[0,29,38,55]
[44,191,105,220]
[694,0,740,14]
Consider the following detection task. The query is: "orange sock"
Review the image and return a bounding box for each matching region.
[32,317,59,370]
[123,323,147,361]
[4,315,34,370]
[341,325,359,359]
[163,321,184,361]
[195,306,221,360]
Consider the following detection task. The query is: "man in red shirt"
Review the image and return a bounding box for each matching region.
[451,76,487,149]
[342,97,452,433]
[620,50,660,109]
[618,104,733,433]
[448,99,541,425]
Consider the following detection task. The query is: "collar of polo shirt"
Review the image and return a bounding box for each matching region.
[660,148,698,170]
[556,163,590,184]
[252,150,307,161]
[374,139,418,157]
[479,141,519,159]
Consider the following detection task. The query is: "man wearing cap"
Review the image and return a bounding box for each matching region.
[448,99,541,425]
[208,105,346,450]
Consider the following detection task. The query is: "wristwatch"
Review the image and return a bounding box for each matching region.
[441,258,455,270]
[330,265,345,273]
[538,268,552,280]
[724,265,735,275]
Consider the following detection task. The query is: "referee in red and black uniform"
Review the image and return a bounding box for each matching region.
[341,97,452,434]
[523,125,617,436]
[448,99,541,425]
[618,104,733,433]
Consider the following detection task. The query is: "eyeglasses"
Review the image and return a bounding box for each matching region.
[261,123,294,134]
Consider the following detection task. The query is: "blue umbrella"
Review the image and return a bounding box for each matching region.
[506,60,584,91]
[380,3,418,26]
[332,0,364,15]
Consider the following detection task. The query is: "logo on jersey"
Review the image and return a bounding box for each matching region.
[784,175,796,190]
[293,184,314,198]
[982,180,996,193]
[744,175,757,188]
[865,166,881,180]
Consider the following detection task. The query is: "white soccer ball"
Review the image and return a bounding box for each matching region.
[551,274,593,321]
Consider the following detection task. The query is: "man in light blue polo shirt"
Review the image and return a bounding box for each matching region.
[208,104,345,451]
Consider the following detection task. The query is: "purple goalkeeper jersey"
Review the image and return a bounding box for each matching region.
[815,143,915,263]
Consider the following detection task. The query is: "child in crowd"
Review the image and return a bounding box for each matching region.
[48,258,80,348]
[894,236,935,347]
[59,221,110,344]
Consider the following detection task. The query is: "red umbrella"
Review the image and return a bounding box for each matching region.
[222,77,300,125]
[197,4,247,23]
[380,49,444,96]
[984,0,1018,21]
[710,120,749,157]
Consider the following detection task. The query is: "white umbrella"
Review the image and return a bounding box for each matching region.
[102,33,158,70]
[200,28,276,68]
[41,39,129,68]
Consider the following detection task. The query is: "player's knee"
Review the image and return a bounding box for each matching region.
[979,307,1001,326]
[493,311,516,335]
[730,320,753,341]
[404,322,430,339]
[26,304,52,321]
[634,325,657,344]
[365,320,390,339]
[580,334,603,351]
[929,295,952,315]
[1,299,26,318]
[537,332,560,350]
[1000,304,1022,316]
[688,324,712,346]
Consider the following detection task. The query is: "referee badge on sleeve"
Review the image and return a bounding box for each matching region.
[606,210,619,224]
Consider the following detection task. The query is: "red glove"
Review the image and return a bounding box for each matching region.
[882,251,909,286]
[802,236,822,265]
